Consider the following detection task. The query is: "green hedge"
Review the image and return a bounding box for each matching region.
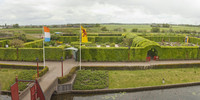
[23,39,43,48]
[189,37,200,45]
[158,46,199,60]
[126,34,160,47]
[18,48,43,61]
[58,36,123,43]
[143,36,185,42]
[0,48,17,60]
[58,36,78,43]
[77,47,146,62]
[0,40,8,47]
[45,47,65,61]
[0,47,65,61]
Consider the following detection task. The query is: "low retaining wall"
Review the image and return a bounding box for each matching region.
[56,74,76,93]
[59,82,200,94]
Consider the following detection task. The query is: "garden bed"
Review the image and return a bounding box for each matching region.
[73,70,108,90]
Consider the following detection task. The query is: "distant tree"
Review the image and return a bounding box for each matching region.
[131,28,138,32]
[151,27,160,32]
[101,27,109,31]
[10,39,24,48]
[162,24,170,28]
[13,24,20,28]
[95,24,100,27]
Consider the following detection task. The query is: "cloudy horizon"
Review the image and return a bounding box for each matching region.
[0,0,200,25]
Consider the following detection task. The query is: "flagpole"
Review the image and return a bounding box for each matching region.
[43,27,45,68]
[79,23,81,70]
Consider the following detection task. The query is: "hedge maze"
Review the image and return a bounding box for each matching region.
[0,33,200,62]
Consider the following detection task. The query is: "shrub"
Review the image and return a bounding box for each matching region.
[10,39,24,48]
[151,27,160,32]
[110,43,115,47]
[73,70,108,90]
[101,27,109,31]
[131,28,138,32]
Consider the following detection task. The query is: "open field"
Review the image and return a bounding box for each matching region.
[0,24,199,35]
[109,68,200,89]
[0,68,36,91]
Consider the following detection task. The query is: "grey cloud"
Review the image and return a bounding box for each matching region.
[0,0,199,25]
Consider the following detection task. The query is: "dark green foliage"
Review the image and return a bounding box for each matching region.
[144,36,185,42]
[128,34,159,47]
[158,46,199,60]
[131,28,138,32]
[0,40,8,47]
[0,63,44,69]
[73,70,108,90]
[151,27,160,32]
[77,47,146,62]
[0,47,65,61]
[0,48,17,60]
[101,27,109,31]
[18,48,43,61]
[45,47,65,61]
[59,36,123,43]
[13,24,20,28]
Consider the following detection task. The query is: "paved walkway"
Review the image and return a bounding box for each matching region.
[1,59,200,100]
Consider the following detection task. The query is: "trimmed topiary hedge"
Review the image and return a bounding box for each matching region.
[58,36,123,43]
[77,47,146,62]
[143,36,185,42]
[189,37,200,45]
[58,36,78,43]
[45,47,65,61]
[0,47,65,61]
[158,46,199,60]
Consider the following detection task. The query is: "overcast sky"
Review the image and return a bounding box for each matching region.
[0,0,200,25]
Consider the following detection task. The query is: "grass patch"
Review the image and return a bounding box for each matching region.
[0,68,36,91]
[73,70,108,90]
[109,68,200,89]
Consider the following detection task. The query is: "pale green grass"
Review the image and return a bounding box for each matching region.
[0,68,24,90]
[109,68,200,89]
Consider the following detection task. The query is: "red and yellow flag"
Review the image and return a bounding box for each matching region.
[81,26,88,43]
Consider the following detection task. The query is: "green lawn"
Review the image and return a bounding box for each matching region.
[0,68,36,91]
[109,68,200,89]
